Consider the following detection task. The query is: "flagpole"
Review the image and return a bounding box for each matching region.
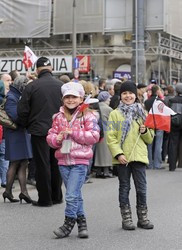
[126,133,141,167]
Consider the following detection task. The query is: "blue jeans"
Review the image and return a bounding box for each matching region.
[59,165,88,219]
[0,139,9,185]
[117,162,147,207]
[148,130,163,169]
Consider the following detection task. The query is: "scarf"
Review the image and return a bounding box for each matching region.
[118,101,146,146]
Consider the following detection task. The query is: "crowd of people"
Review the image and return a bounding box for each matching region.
[0,57,182,239]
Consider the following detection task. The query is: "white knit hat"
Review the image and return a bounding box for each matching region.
[61,82,85,97]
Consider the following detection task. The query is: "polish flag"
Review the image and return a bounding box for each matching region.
[144,99,176,132]
[23,46,38,69]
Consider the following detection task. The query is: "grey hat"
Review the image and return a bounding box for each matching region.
[12,76,29,93]
[97,91,110,102]
[176,83,182,94]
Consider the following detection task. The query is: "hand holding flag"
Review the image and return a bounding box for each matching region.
[23,46,38,70]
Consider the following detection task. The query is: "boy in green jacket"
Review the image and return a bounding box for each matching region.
[107,81,154,230]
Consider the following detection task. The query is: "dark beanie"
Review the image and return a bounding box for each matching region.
[36,57,51,68]
[120,81,137,97]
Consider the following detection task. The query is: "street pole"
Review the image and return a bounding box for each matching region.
[131,0,146,84]
[135,0,138,84]
[169,34,172,84]
[72,0,76,75]
[158,33,161,85]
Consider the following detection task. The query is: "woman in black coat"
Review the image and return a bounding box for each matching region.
[2,76,33,203]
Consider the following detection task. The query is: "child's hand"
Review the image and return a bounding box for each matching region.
[56,132,63,143]
[118,154,128,165]
[63,128,72,135]
[140,124,147,134]
[56,129,72,143]
[66,128,72,134]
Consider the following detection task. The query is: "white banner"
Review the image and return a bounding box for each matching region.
[53,0,103,34]
[0,56,72,74]
[0,0,51,38]
[164,0,182,39]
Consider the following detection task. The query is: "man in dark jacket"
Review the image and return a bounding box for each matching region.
[168,83,182,171]
[17,57,63,206]
[109,80,122,109]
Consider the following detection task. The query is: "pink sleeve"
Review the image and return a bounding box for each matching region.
[71,112,100,145]
[46,117,63,149]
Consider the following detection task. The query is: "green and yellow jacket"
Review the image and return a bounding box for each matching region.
[106,109,154,165]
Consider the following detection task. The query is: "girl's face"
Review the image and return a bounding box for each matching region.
[121,91,136,105]
[63,95,83,109]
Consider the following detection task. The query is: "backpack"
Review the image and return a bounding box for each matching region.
[0,98,17,130]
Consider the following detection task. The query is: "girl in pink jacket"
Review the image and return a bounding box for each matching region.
[47,82,100,239]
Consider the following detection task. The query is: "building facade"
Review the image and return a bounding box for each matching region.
[0,0,182,84]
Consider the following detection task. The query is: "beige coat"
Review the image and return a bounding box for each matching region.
[94,102,113,167]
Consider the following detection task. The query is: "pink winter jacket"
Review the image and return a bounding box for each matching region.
[46,107,100,166]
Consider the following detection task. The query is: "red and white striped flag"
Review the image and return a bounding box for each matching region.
[144,99,176,132]
[23,46,38,69]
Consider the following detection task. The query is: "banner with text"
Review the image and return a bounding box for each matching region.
[0,56,72,74]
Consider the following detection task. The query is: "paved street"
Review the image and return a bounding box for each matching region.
[0,164,182,250]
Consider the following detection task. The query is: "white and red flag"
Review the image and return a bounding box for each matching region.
[70,94,99,125]
[23,46,38,69]
[144,99,176,132]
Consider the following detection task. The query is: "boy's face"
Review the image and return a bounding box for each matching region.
[63,95,83,109]
[121,91,136,105]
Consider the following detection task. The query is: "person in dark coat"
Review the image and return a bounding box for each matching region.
[2,76,33,203]
[168,83,182,171]
[110,80,123,109]
[0,80,9,188]
[17,57,63,207]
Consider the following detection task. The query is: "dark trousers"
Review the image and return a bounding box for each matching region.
[31,135,62,205]
[117,162,147,207]
[27,158,36,180]
[162,132,169,162]
[168,128,182,170]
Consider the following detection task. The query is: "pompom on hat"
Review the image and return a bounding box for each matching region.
[120,81,137,97]
[61,82,85,98]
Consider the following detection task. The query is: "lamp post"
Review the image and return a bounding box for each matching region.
[131,0,146,84]
[72,0,77,76]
